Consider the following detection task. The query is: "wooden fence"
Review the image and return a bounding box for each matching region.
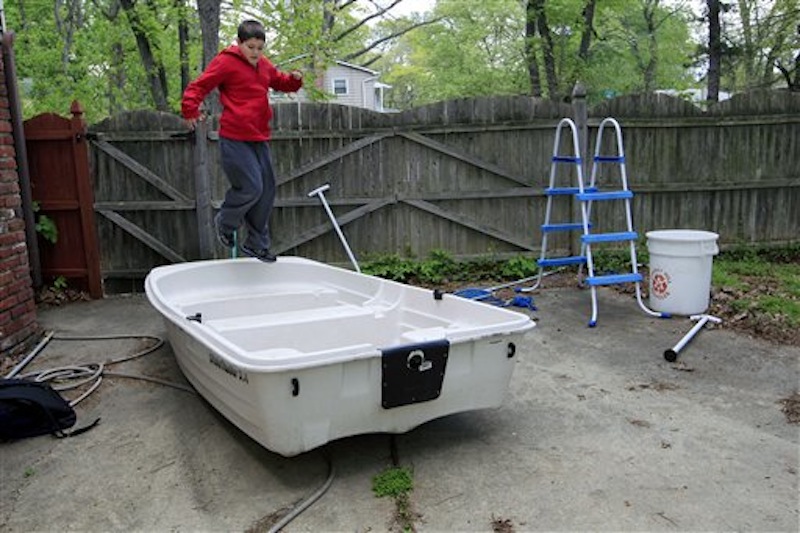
[86,90,800,291]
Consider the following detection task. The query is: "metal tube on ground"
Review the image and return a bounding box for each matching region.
[664,314,722,362]
[5,330,55,379]
[307,184,361,273]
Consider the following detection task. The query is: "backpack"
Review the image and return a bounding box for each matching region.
[0,378,99,440]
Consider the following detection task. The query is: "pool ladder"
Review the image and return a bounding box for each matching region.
[520,117,668,326]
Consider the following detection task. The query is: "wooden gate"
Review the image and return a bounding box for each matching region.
[86,98,569,289]
[24,101,103,298]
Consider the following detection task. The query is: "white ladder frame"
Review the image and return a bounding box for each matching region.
[522,117,669,327]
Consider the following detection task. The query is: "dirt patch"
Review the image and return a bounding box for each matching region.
[491,515,516,533]
[35,287,92,308]
[627,382,681,392]
[779,392,800,425]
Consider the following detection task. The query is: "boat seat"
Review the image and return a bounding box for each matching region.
[205,303,375,332]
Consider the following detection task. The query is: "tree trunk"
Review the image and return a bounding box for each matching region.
[641,0,659,92]
[578,0,596,61]
[524,1,542,98]
[177,0,190,93]
[528,0,558,100]
[736,0,756,86]
[119,0,170,111]
[108,41,126,116]
[197,0,221,68]
[795,44,800,91]
[707,0,721,101]
[196,0,221,114]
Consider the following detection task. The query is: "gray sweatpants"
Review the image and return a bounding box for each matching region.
[216,137,277,250]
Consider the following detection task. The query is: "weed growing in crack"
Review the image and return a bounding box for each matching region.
[373,466,418,532]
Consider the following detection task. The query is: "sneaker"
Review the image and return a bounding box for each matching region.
[241,245,277,263]
[215,217,235,249]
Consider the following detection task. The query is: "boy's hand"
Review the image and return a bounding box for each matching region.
[290,70,303,80]
[185,115,204,131]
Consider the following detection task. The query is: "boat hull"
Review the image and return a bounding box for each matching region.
[145,257,535,456]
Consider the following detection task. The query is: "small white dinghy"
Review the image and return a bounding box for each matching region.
[145,257,535,456]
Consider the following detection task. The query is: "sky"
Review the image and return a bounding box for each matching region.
[387,0,707,18]
[390,0,435,17]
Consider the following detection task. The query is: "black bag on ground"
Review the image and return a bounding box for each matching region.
[0,378,98,440]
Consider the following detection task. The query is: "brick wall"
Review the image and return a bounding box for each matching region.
[0,41,40,361]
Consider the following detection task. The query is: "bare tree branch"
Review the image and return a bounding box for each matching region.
[341,16,442,62]
[361,54,382,68]
[334,0,404,42]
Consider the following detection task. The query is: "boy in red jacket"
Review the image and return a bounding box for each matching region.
[182,20,303,262]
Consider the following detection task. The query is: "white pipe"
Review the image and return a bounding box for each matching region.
[307,184,361,273]
[5,330,55,378]
[664,314,722,362]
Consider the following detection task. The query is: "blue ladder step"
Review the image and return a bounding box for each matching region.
[585,273,643,286]
[545,186,597,196]
[551,156,582,163]
[581,231,638,244]
[577,190,634,201]
[542,222,590,232]
[593,155,625,163]
[538,256,587,267]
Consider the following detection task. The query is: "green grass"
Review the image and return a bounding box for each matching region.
[712,245,800,326]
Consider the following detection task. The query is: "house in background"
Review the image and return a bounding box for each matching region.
[272,60,391,112]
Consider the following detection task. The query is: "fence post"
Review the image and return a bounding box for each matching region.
[70,101,104,298]
[572,82,588,176]
[193,121,213,259]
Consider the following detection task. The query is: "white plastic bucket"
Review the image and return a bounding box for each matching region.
[645,230,719,316]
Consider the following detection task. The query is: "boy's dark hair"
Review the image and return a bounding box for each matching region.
[238,20,266,42]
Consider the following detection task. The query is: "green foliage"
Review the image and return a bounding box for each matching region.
[381,0,529,107]
[586,0,695,97]
[361,253,419,281]
[34,214,58,245]
[500,255,537,279]
[8,0,796,122]
[379,0,701,108]
[361,252,541,286]
[52,276,69,291]
[415,249,460,284]
[372,466,413,498]
[719,243,800,264]
[591,247,645,275]
[718,0,800,92]
[6,0,191,121]
[32,202,58,244]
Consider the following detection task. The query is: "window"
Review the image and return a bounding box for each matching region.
[333,78,348,95]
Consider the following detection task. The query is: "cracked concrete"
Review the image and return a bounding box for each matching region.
[1,286,798,532]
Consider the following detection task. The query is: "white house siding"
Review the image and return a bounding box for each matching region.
[270,61,386,111]
[324,64,375,109]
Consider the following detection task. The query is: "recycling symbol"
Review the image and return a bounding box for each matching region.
[651,269,670,299]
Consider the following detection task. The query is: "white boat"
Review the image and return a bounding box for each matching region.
[144,257,535,456]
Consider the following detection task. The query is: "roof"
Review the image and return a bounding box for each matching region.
[331,60,379,76]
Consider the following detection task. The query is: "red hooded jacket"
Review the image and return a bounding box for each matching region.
[181,45,303,141]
